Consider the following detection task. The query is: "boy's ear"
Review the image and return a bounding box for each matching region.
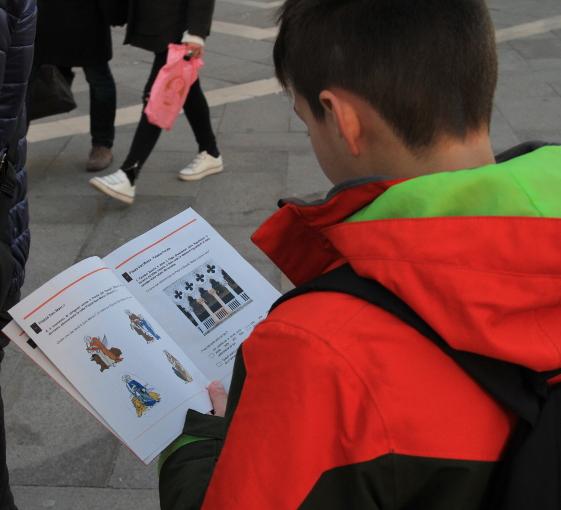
[319,90,361,157]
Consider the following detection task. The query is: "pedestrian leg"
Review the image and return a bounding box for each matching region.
[83,62,116,171]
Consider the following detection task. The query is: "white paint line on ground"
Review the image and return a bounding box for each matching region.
[495,15,561,43]
[213,21,278,40]
[219,0,282,9]
[28,78,283,143]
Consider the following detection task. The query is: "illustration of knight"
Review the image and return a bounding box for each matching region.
[221,270,250,302]
[164,350,193,383]
[122,375,161,417]
[126,310,161,343]
[85,335,123,372]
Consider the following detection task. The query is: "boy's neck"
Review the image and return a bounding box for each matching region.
[412,133,496,177]
[375,132,496,179]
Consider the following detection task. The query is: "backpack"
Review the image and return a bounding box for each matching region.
[271,263,561,510]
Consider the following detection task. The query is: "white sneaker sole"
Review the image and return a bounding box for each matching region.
[89,178,135,205]
[178,164,224,182]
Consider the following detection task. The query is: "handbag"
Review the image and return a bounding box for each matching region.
[145,44,204,131]
[29,65,77,121]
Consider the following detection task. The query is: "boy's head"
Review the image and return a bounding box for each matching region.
[274,0,498,183]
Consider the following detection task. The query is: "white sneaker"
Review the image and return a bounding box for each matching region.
[178,152,224,181]
[89,169,136,205]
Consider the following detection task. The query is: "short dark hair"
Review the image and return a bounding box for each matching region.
[274,0,498,150]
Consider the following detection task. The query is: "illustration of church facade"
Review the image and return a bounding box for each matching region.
[164,261,252,335]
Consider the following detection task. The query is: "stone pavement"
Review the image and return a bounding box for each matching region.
[4,0,561,508]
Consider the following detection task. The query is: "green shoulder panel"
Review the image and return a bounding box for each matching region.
[347,146,561,222]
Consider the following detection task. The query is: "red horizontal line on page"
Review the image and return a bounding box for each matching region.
[23,268,111,320]
[115,218,197,270]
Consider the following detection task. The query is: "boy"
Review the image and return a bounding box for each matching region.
[159,0,561,508]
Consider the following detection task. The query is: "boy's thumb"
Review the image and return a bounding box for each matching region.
[208,381,228,417]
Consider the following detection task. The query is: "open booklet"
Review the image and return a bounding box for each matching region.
[2,209,280,464]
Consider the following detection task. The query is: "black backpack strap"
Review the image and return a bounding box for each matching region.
[272,264,546,425]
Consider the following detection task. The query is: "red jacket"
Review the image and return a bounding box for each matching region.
[160,143,561,509]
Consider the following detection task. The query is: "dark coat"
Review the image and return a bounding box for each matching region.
[35,0,112,67]
[0,0,36,332]
[125,0,215,54]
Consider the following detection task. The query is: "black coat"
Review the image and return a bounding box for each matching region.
[0,0,36,331]
[125,0,215,54]
[35,0,112,67]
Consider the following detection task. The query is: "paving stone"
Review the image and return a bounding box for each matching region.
[207,34,274,65]
[496,46,532,72]
[79,197,199,259]
[193,170,283,225]
[289,110,307,133]
[509,33,561,60]
[217,131,310,152]
[21,224,92,296]
[136,172,202,198]
[220,94,290,133]
[495,73,558,101]
[217,148,287,175]
[286,150,331,198]
[12,486,158,510]
[203,52,273,84]
[488,0,561,25]
[490,107,521,154]
[495,96,561,137]
[108,447,158,490]
[214,2,277,28]
[212,224,271,263]
[5,356,118,487]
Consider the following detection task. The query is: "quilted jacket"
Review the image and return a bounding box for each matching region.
[0,0,36,332]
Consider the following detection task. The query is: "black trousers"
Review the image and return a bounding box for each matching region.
[122,51,218,171]
[59,63,117,148]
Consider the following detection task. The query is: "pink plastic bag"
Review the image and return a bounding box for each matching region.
[145,44,204,131]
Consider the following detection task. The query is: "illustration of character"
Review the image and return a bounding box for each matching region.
[85,335,123,372]
[126,310,161,343]
[221,270,250,302]
[164,350,193,383]
[122,375,161,417]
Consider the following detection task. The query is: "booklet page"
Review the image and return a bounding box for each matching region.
[9,257,212,463]
[103,208,281,388]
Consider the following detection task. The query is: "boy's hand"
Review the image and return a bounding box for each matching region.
[183,42,204,59]
[208,381,228,417]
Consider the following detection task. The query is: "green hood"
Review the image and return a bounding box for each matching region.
[347,145,561,222]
